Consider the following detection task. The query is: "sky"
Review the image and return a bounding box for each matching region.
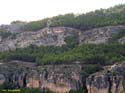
[0,0,125,25]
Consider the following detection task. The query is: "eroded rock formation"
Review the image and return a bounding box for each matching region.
[0,26,125,52]
[79,25,125,44]
[0,61,84,93]
[86,62,125,93]
[0,27,80,51]
[1,61,125,93]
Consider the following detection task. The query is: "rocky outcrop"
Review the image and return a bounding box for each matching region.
[0,25,125,52]
[0,27,80,51]
[80,25,125,44]
[1,61,125,93]
[0,61,84,93]
[86,62,125,93]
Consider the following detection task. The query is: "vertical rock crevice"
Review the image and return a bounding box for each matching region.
[107,76,112,93]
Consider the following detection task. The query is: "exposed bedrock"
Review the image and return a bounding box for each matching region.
[86,62,125,93]
[0,61,84,93]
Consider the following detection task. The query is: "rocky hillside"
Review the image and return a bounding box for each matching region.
[0,25,124,52]
[0,25,124,93]
[0,27,79,51]
[80,25,125,44]
[0,3,125,93]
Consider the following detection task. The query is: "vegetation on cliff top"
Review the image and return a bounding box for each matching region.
[22,4,125,31]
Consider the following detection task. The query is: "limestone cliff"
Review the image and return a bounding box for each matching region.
[0,61,84,93]
[80,25,125,44]
[0,25,125,52]
[0,27,80,51]
[1,61,125,93]
[86,62,125,93]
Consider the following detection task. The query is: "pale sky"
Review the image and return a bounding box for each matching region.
[0,0,125,25]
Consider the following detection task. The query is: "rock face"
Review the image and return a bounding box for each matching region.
[1,61,125,93]
[86,62,125,93]
[0,61,84,93]
[0,25,125,52]
[0,27,80,51]
[80,25,125,44]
